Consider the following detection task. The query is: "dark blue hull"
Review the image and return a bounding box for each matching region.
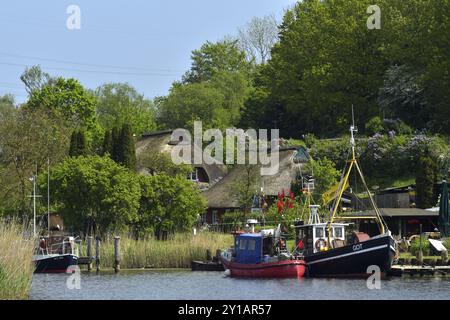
[304,234,396,277]
[34,254,78,273]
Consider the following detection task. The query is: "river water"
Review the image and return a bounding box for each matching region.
[29,270,450,300]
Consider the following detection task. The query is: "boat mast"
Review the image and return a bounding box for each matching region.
[47,158,50,235]
[327,107,387,245]
[28,165,42,237]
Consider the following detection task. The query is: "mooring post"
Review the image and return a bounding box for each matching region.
[206,249,212,261]
[216,249,221,262]
[95,236,101,272]
[87,236,93,271]
[114,236,120,272]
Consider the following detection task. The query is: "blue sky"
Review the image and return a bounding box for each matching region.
[0,0,297,103]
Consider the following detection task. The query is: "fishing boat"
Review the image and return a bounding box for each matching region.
[293,116,397,277]
[220,228,306,278]
[30,160,79,273]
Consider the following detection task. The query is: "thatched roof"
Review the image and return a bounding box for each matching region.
[136,130,228,183]
[204,147,305,209]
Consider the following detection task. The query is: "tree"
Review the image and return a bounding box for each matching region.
[158,39,254,131]
[20,65,52,95]
[416,155,438,209]
[238,15,279,64]
[26,77,99,135]
[117,123,136,171]
[95,83,157,136]
[136,174,207,239]
[0,108,70,217]
[378,65,428,130]
[101,130,113,156]
[0,95,16,114]
[182,39,253,84]
[69,130,88,157]
[157,82,226,130]
[228,164,260,219]
[44,155,141,235]
[304,157,341,203]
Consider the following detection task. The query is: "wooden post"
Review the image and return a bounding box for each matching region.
[215,249,221,262]
[95,236,101,272]
[87,236,93,271]
[114,236,120,272]
[206,249,212,261]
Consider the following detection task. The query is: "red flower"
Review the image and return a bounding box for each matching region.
[287,200,294,209]
[277,201,284,213]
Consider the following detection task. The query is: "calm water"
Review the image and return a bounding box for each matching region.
[30,270,450,300]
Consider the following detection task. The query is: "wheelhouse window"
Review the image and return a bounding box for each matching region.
[333,227,343,238]
[239,239,247,250]
[315,227,324,238]
[248,239,256,251]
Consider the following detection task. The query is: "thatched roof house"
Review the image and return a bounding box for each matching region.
[202,146,309,224]
[136,130,228,187]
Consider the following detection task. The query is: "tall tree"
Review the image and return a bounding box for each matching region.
[238,15,279,64]
[25,77,100,139]
[182,39,253,84]
[69,130,88,157]
[20,65,52,95]
[416,155,438,209]
[101,130,113,156]
[118,123,137,171]
[0,108,70,217]
[95,83,157,136]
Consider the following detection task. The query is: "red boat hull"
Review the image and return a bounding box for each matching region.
[220,257,306,278]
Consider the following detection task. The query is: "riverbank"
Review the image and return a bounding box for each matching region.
[0,222,35,300]
[81,232,233,269]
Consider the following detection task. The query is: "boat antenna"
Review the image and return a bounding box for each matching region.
[47,158,50,235]
[28,164,42,237]
[350,104,357,160]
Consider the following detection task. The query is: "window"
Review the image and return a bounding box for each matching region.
[239,239,247,250]
[212,210,218,225]
[248,239,256,251]
[187,168,198,182]
[315,227,324,238]
[334,227,343,238]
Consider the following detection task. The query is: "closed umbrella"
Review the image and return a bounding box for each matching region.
[438,180,450,237]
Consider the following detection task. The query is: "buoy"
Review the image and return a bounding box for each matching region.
[223,269,231,277]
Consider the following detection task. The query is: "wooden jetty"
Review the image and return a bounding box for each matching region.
[390,265,450,276]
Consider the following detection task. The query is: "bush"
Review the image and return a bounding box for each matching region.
[410,237,430,256]
[365,116,384,136]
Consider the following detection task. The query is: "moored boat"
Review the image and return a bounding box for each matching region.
[220,230,306,278]
[293,116,397,277]
[33,235,79,273]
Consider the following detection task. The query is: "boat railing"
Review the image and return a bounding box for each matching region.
[37,237,79,256]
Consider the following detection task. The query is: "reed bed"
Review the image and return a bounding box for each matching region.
[85,232,233,269]
[0,222,35,300]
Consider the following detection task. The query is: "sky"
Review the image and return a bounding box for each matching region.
[0,0,297,104]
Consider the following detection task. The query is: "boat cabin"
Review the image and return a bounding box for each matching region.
[234,230,286,264]
[294,222,348,255]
